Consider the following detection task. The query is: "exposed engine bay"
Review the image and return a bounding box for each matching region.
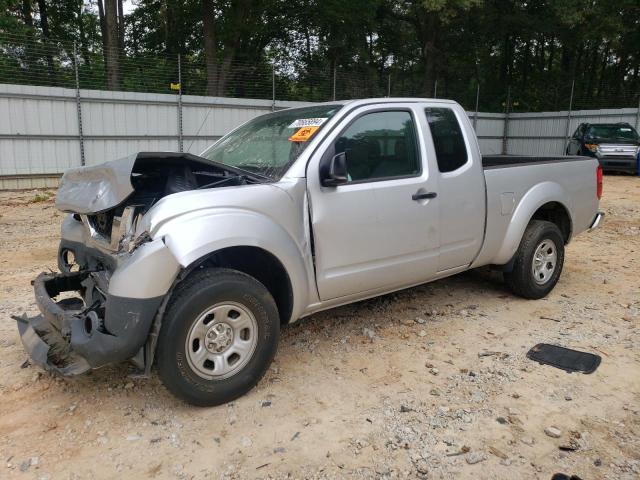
[56,152,265,257]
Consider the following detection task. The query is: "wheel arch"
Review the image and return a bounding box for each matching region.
[491,182,573,265]
[179,246,294,326]
[159,210,312,324]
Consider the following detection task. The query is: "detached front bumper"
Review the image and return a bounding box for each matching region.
[15,270,163,376]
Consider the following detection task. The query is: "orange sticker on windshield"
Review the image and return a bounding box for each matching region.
[289,126,319,142]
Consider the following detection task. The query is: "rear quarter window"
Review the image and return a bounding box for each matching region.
[425,107,468,173]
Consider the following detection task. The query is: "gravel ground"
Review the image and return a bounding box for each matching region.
[0,176,639,480]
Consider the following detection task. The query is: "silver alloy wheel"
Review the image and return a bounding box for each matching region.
[185,302,258,380]
[531,238,557,285]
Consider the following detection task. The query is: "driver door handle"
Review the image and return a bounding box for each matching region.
[412,191,437,201]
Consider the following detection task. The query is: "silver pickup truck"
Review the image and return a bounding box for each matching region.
[16,98,604,406]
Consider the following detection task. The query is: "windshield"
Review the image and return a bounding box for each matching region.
[586,125,639,142]
[200,104,343,180]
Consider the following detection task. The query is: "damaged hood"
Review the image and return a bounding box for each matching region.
[55,152,237,215]
[56,154,137,214]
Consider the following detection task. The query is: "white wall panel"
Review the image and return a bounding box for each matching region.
[1,82,638,185]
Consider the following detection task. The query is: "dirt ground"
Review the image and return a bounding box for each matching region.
[0,176,638,480]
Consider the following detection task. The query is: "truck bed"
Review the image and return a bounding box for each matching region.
[482,154,588,169]
[471,154,600,268]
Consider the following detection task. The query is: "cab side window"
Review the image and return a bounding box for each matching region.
[425,107,468,173]
[335,111,420,182]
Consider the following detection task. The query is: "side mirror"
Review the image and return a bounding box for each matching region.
[320,151,349,187]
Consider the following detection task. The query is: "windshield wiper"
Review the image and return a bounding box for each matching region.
[233,164,274,181]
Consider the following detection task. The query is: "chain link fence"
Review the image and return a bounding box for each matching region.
[2,32,639,115]
[1,31,639,188]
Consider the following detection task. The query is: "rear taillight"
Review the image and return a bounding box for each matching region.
[596,165,603,200]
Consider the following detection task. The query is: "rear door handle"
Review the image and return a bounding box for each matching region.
[412,191,437,201]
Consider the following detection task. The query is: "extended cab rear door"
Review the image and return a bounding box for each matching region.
[422,103,486,271]
[306,103,440,301]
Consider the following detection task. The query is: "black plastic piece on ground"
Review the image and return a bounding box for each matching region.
[527,343,601,374]
[551,474,583,480]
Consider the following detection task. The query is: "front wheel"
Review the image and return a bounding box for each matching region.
[157,268,280,406]
[504,220,565,299]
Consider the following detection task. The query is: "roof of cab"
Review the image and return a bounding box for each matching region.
[325,97,459,107]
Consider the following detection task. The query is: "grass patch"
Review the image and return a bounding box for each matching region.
[31,191,54,203]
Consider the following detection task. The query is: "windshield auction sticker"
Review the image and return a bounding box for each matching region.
[288,118,327,128]
[289,126,320,142]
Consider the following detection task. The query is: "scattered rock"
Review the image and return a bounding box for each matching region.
[564,395,573,401]
[496,417,507,425]
[19,460,31,472]
[465,451,487,464]
[273,447,285,454]
[418,330,427,338]
[363,328,375,342]
[414,317,426,324]
[261,401,272,407]
[488,446,508,460]
[414,459,429,475]
[240,437,252,447]
[544,426,562,438]
[124,382,134,389]
[521,436,535,446]
[400,404,413,413]
[558,440,580,451]
[429,368,439,376]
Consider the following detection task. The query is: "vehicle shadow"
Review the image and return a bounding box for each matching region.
[280,265,509,337]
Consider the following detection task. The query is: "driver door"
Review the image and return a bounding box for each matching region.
[306,104,440,301]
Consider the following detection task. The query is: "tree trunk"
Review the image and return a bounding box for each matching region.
[214,0,252,96]
[202,0,218,96]
[104,0,121,90]
[117,0,125,53]
[97,0,108,70]
[36,0,56,83]
[414,10,438,97]
[22,0,33,26]
[217,50,235,96]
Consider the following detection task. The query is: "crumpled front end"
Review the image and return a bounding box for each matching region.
[15,269,164,375]
[15,151,255,375]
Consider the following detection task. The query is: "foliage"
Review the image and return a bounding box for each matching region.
[0,0,638,111]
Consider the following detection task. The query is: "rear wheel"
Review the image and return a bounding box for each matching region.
[504,220,565,299]
[157,268,280,406]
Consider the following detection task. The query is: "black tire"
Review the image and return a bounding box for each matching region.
[504,220,565,300]
[156,267,280,406]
